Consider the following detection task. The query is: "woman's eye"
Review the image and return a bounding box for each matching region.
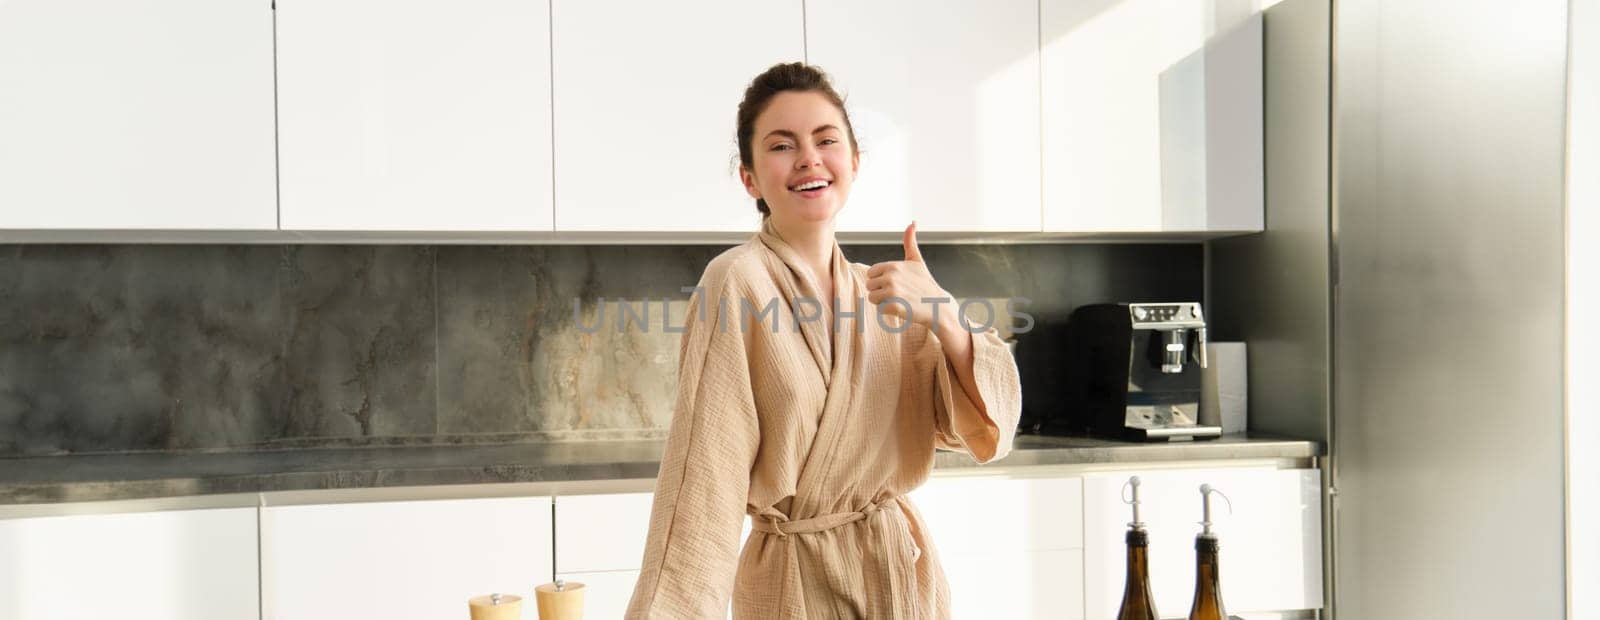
[770,144,793,152]
[820,138,838,146]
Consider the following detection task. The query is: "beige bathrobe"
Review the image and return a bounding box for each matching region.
[625,224,1022,619]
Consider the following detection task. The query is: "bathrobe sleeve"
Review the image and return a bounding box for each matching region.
[922,323,1022,464]
[627,272,761,619]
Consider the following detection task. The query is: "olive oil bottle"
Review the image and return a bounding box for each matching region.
[1116,476,1158,620]
[1187,484,1229,620]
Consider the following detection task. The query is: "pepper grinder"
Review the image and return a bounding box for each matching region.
[468,592,523,620]
[535,578,586,620]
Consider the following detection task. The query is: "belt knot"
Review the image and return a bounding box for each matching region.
[752,496,898,539]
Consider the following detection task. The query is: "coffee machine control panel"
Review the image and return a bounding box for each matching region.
[1128,302,1204,329]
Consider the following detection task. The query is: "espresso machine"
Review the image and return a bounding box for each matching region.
[1060,302,1222,441]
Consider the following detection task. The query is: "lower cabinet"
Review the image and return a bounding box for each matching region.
[1081,467,1323,619]
[0,507,259,620]
[555,569,639,620]
[910,474,1086,619]
[553,491,653,618]
[0,464,1320,620]
[553,491,746,618]
[260,496,552,620]
[942,549,1086,620]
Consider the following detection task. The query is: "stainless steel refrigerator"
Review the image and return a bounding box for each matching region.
[1209,0,1576,617]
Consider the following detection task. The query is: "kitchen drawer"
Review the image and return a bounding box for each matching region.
[909,475,1083,553]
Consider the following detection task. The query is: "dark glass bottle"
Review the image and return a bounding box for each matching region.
[1116,476,1158,620]
[1188,484,1229,620]
[1117,528,1159,620]
[1187,534,1226,620]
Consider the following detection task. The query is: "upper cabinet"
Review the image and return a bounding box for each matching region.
[806,0,1041,233]
[276,0,554,232]
[1042,1,1262,233]
[551,0,804,233]
[0,0,1264,240]
[0,0,276,230]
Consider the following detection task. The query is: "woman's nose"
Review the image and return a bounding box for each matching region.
[795,147,823,169]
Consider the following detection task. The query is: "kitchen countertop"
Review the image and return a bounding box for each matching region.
[0,434,1320,506]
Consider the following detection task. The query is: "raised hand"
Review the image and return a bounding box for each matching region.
[865,222,954,328]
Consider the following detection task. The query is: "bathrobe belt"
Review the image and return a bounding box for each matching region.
[751,495,924,618]
[750,495,901,538]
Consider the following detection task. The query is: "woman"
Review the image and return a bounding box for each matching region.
[625,62,1021,619]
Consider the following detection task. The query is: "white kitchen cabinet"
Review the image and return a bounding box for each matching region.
[0,0,276,230]
[551,0,804,232]
[805,0,1041,233]
[555,492,654,573]
[557,569,744,620]
[1041,1,1262,233]
[944,549,1086,620]
[260,496,553,620]
[555,569,639,620]
[553,490,748,617]
[553,491,750,572]
[0,507,260,620]
[911,474,1085,619]
[909,474,1083,553]
[276,0,553,232]
[1081,467,1323,619]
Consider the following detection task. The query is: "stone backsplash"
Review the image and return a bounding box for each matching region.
[0,242,1201,456]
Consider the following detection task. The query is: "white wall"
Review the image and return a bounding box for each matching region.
[1567,0,1597,617]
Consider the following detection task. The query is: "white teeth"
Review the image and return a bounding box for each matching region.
[792,180,830,191]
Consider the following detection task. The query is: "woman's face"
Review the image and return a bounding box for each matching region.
[740,91,859,228]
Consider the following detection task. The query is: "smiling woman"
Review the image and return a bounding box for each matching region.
[733,63,861,225]
[624,63,1024,619]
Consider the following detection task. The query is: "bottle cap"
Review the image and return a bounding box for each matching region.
[1198,483,1233,537]
[1122,476,1146,530]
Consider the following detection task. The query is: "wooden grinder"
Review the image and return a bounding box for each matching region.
[535,578,586,620]
[468,592,523,620]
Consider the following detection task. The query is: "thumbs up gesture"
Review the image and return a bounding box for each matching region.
[866,222,953,328]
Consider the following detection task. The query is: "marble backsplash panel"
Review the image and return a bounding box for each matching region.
[0,242,1200,456]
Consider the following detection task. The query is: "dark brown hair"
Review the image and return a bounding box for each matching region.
[736,62,859,217]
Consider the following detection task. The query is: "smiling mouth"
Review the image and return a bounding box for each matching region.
[789,180,832,193]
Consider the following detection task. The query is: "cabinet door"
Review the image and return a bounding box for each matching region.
[552,0,804,232]
[1081,467,1322,619]
[0,507,260,620]
[909,475,1083,553]
[555,569,639,620]
[261,496,553,620]
[1041,1,1262,233]
[944,549,1085,620]
[277,0,553,231]
[554,491,751,573]
[912,474,1085,619]
[555,492,653,573]
[0,0,275,230]
[805,0,1041,233]
[554,490,748,617]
